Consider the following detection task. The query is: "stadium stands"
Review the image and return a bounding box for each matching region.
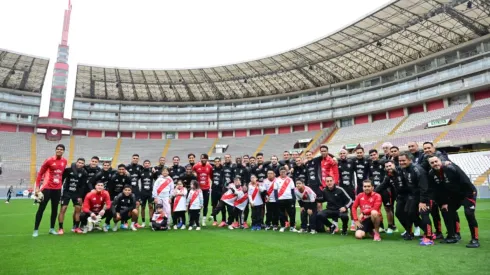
[330,117,404,143]
[36,136,71,170]
[0,132,31,174]
[118,139,166,164]
[449,152,490,185]
[259,131,320,159]
[0,49,49,93]
[214,136,265,159]
[73,136,118,163]
[462,98,490,123]
[395,104,466,133]
[441,124,490,144]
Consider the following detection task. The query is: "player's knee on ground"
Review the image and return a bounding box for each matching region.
[355,230,365,239]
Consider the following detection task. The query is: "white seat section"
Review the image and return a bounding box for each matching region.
[395,104,466,134]
[118,138,166,165]
[383,132,442,149]
[261,131,320,159]
[461,98,490,123]
[214,136,265,159]
[0,132,31,183]
[167,139,216,163]
[449,152,490,185]
[330,117,403,144]
[74,136,118,163]
[441,124,490,143]
[36,135,71,169]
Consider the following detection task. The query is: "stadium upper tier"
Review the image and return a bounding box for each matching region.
[75,0,490,102]
[0,49,49,93]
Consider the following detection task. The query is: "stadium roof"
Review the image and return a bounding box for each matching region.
[76,0,490,102]
[0,48,50,93]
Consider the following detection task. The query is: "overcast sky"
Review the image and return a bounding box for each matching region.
[0,0,392,117]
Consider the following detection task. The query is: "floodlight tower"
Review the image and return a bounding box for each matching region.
[37,0,73,141]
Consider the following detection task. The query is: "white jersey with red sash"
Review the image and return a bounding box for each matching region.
[234,187,248,211]
[152,212,166,223]
[294,186,316,202]
[188,189,203,210]
[248,183,264,206]
[274,176,294,200]
[152,176,174,200]
[263,178,277,202]
[220,186,237,206]
[172,187,187,212]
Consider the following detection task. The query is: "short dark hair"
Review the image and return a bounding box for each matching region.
[159,156,165,160]
[132,154,139,157]
[214,157,221,161]
[91,156,100,161]
[144,159,151,163]
[399,152,412,160]
[296,179,305,184]
[103,160,111,165]
[201,153,209,159]
[118,164,126,169]
[384,160,395,166]
[363,179,373,186]
[56,144,65,150]
[185,165,193,169]
[283,151,290,154]
[305,150,312,154]
[256,152,263,157]
[279,167,287,172]
[368,149,378,155]
[390,146,400,151]
[243,154,249,158]
[249,156,255,160]
[320,145,329,151]
[355,145,364,152]
[123,185,132,190]
[325,175,334,180]
[188,153,196,158]
[173,156,180,160]
[423,141,434,147]
[77,158,85,162]
[155,204,163,209]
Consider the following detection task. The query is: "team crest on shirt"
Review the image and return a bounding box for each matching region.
[78,173,82,177]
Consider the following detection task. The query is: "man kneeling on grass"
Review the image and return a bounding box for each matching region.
[80,182,112,233]
[351,180,382,241]
[111,185,139,232]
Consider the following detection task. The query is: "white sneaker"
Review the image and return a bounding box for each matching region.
[386,228,394,234]
[279,227,285,232]
[103,225,108,232]
[290,227,298,233]
[181,225,186,230]
[202,218,206,227]
[112,224,118,232]
[5,201,9,204]
[310,230,317,235]
[173,225,178,230]
[82,226,88,234]
[130,224,137,231]
[298,229,306,233]
[49,228,58,235]
[379,227,385,233]
[188,226,193,231]
[414,226,421,237]
[141,223,146,228]
[401,231,407,237]
[196,227,201,231]
[228,225,234,230]
[32,230,39,237]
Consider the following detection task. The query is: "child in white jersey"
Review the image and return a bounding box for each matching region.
[151,204,168,231]
[294,180,317,234]
[187,180,203,230]
[211,180,238,227]
[172,180,187,230]
[248,175,265,231]
[231,177,248,230]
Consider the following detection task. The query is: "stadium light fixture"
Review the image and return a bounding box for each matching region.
[467,1,472,9]
[376,41,382,47]
[309,65,314,70]
[244,79,247,83]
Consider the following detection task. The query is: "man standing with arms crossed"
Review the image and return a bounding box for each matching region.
[33,144,68,237]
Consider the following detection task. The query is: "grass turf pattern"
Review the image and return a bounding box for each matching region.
[0,199,489,274]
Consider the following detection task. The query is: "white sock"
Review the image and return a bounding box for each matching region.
[131,222,135,226]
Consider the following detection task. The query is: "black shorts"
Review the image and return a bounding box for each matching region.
[359,218,374,233]
[61,194,81,206]
[140,193,153,206]
[311,187,323,203]
[119,209,131,221]
[133,191,141,202]
[380,190,393,208]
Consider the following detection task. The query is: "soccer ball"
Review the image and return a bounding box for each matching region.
[33,192,44,202]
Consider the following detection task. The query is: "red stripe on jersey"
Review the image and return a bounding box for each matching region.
[278,177,291,198]
[267,179,275,196]
[234,193,248,206]
[251,186,259,201]
[221,193,235,200]
[188,190,199,207]
[173,195,182,212]
[157,178,171,195]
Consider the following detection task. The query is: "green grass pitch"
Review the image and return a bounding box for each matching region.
[0,199,489,274]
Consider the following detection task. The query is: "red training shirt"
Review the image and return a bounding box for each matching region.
[192,162,213,190]
[351,192,382,221]
[83,190,112,213]
[35,156,68,190]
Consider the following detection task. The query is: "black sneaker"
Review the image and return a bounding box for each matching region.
[435,233,444,240]
[466,239,480,248]
[341,230,347,236]
[329,224,338,235]
[456,233,462,241]
[403,233,414,241]
[440,237,458,244]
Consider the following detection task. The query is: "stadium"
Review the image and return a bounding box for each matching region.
[1,0,490,274]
